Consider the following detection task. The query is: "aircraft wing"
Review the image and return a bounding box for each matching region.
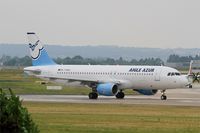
[40,75,123,85]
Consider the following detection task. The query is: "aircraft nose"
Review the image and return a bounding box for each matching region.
[180,75,190,87]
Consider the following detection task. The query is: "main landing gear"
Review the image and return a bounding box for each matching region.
[161,90,167,100]
[189,84,192,88]
[88,92,98,99]
[115,91,125,99]
[88,85,98,99]
[88,89,125,99]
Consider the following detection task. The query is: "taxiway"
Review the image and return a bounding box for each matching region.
[19,88,200,106]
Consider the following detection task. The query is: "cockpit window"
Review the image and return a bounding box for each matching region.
[175,72,180,76]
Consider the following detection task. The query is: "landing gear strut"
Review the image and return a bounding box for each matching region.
[115,91,125,99]
[161,90,167,100]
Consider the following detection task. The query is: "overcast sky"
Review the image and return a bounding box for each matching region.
[0,0,199,48]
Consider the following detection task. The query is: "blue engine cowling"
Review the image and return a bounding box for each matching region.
[97,83,118,96]
[134,89,158,95]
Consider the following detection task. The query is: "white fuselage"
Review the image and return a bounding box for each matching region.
[24,65,189,90]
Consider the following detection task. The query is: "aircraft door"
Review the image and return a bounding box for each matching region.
[154,68,162,81]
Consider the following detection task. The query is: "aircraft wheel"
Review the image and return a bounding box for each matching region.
[161,95,167,100]
[89,92,98,99]
[189,84,192,88]
[116,91,125,99]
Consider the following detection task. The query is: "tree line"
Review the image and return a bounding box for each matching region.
[167,54,200,63]
[0,55,164,66]
[1,54,199,66]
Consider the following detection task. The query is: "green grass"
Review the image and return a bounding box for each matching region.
[23,102,200,133]
[0,68,135,95]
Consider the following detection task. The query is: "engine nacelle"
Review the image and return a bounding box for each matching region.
[97,83,118,96]
[134,89,158,95]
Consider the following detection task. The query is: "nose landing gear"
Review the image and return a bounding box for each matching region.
[161,90,167,100]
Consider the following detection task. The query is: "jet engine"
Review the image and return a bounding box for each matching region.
[97,83,118,96]
[134,89,158,95]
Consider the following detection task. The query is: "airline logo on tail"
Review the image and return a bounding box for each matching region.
[27,32,56,66]
[29,40,44,59]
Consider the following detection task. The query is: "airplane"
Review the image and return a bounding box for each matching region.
[24,32,191,100]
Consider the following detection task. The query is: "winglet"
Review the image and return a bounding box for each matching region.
[27,32,56,66]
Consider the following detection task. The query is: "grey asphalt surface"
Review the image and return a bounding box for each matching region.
[19,86,200,106]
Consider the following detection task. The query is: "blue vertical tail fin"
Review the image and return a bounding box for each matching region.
[27,32,56,66]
